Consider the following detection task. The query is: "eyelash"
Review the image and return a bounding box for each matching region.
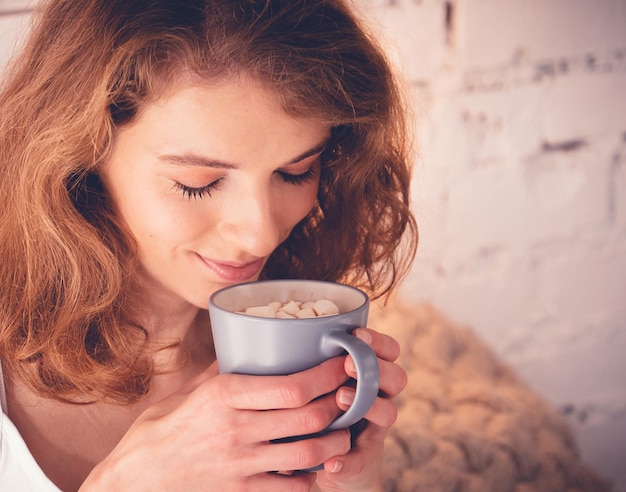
[173,179,223,200]
[278,167,317,186]
[174,167,318,200]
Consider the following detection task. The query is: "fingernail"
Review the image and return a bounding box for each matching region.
[330,461,344,473]
[355,328,372,345]
[339,387,355,406]
[346,356,356,374]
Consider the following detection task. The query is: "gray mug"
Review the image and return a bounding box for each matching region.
[208,279,379,432]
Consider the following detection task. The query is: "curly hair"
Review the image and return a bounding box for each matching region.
[0,0,418,403]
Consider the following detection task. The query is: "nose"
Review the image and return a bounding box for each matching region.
[218,183,282,258]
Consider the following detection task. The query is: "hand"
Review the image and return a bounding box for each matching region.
[315,328,407,492]
[80,358,353,492]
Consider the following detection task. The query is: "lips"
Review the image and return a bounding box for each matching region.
[197,254,265,283]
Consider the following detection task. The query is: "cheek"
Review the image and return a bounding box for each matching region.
[280,183,319,227]
[111,179,206,246]
[138,201,213,247]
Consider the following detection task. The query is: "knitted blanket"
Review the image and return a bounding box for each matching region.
[370,300,612,492]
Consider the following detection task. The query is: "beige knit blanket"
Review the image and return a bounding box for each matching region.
[370,300,612,492]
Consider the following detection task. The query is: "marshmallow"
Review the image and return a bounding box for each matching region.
[279,300,301,316]
[268,301,282,311]
[313,299,340,316]
[243,305,277,318]
[295,307,317,318]
[237,298,341,319]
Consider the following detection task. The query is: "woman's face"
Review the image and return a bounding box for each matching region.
[102,77,329,309]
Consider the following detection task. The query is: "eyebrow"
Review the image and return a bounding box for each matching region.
[159,140,328,169]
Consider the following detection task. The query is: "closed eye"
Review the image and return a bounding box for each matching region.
[172,178,223,200]
[172,161,318,199]
[276,165,318,186]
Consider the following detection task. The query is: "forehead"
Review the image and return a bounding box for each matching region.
[114,76,330,164]
[134,69,331,123]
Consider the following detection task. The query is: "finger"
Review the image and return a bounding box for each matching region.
[353,328,400,362]
[214,356,348,410]
[245,393,343,442]
[344,356,407,398]
[245,471,316,492]
[253,428,351,474]
[337,387,398,428]
[321,423,386,481]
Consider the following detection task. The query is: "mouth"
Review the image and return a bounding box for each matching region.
[196,254,265,283]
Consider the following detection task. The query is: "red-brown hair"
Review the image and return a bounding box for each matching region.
[0,0,418,403]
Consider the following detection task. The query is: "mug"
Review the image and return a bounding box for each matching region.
[208,279,379,433]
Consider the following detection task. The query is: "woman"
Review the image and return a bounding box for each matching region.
[0,0,418,490]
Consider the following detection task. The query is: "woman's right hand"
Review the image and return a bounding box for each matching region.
[79,357,351,492]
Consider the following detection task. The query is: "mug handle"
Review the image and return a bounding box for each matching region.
[321,330,380,431]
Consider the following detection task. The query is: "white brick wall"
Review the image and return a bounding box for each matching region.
[2,0,625,489]
[0,9,29,65]
[460,0,626,67]
[357,0,626,489]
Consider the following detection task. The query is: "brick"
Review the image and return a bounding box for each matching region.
[419,95,473,174]
[443,164,528,262]
[401,250,537,357]
[429,72,626,158]
[460,0,626,68]
[614,145,626,230]
[0,13,29,70]
[455,86,549,162]
[440,141,612,263]
[543,72,626,143]
[517,336,626,405]
[0,1,35,12]
[521,142,612,243]
[534,234,626,326]
[409,156,449,265]
[357,0,448,81]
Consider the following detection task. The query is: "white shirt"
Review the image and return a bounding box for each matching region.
[0,362,61,491]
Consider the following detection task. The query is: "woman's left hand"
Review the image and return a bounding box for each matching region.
[314,327,407,492]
